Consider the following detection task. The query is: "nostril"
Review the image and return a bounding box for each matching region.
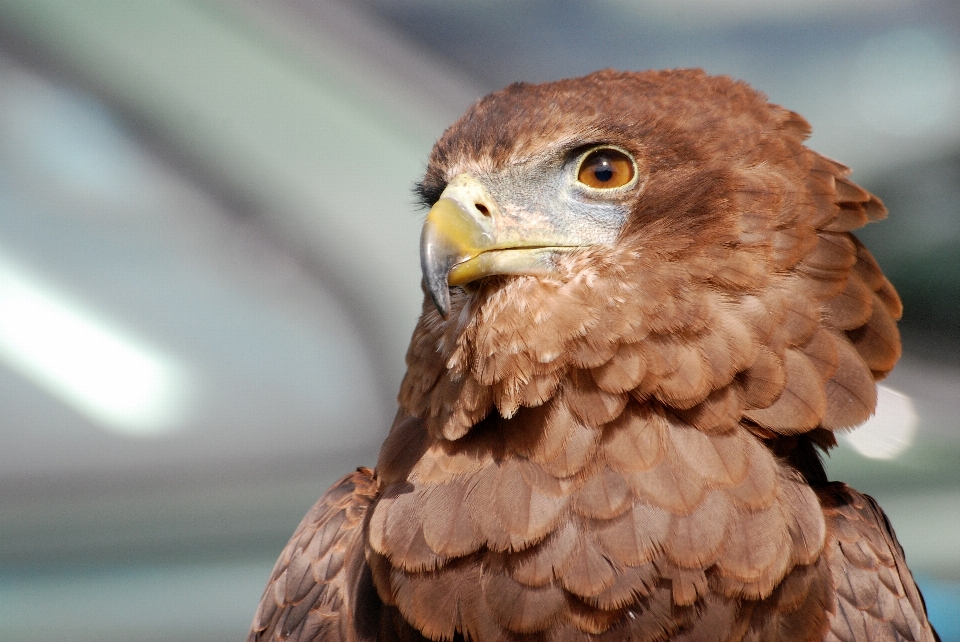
[475,203,490,217]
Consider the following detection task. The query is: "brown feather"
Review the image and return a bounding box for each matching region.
[821,333,878,430]
[744,349,826,433]
[508,398,577,462]
[534,413,602,478]
[572,465,633,520]
[594,501,670,566]
[663,490,732,568]
[510,520,580,587]
[668,417,749,486]
[560,534,621,597]
[248,469,380,642]
[601,403,667,474]
[624,449,709,515]
[740,347,787,410]
[674,385,745,433]
[488,458,571,551]
[847,293,902,377]
[771,225,820,270]
[564,371,629,427]
[564,596,625,634]
[726,442,779,510]
[483,566,568,633]
[584,562,659,610]
[819,484,937,642]
[823,271,874,331]
[370,490,445,571]
[592,342,647,393]
[715,501,792,590]
[654,342,715,409]
[420,480,483,557]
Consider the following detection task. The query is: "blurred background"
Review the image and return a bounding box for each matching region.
[0,1,956,639]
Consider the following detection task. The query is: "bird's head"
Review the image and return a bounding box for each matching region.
[419,70,736,317]
[403,69,902,444]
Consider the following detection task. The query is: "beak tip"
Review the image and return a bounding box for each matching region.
[430,287,450,319]
[421,250,451,319]
[421,220,456,319]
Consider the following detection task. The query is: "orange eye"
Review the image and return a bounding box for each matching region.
[576,147,636,189]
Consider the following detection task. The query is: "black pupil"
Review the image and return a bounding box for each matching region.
[592,158,614,182]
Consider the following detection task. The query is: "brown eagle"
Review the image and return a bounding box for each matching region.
[248,69,939,642]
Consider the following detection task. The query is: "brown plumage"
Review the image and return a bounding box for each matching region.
[248,69,938,642]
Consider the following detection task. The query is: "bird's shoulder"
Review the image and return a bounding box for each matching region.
[817,482,939,642]
[247,468,383,642]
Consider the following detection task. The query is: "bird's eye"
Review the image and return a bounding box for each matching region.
[576,147,636,190]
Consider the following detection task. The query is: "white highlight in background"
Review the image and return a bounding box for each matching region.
[842,385,918,460]
[0,254,193,436]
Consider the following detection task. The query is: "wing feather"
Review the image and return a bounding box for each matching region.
[248,468,380,642]
[818,483,939,642]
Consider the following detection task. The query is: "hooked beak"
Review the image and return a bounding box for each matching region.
[419,174,582,317]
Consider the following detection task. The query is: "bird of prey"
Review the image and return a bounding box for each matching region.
[248,69,939,642]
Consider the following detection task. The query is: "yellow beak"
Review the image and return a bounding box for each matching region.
[420,174,579,317]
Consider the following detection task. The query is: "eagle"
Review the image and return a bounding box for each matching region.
[248,69,939,642]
